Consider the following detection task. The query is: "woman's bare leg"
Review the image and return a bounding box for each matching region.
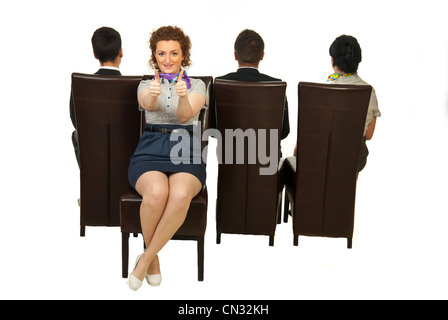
[132,172,202,281]
[132,171,169,280]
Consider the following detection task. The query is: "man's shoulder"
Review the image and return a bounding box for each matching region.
[256,73,281,82]
[216,69,281,82]
[216,72,239,80]
[95,68,122,76]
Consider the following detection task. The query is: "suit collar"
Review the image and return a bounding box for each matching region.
[95,67,122,76]
[236,67,260,74]
[99,66,120,72]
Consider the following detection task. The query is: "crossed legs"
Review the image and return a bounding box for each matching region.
[131,171,202,283]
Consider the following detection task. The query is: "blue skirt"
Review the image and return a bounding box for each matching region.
[128,124,206,189]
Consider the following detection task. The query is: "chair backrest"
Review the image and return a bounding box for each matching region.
[71,73,143,227]
[294,82,371,238]
[197,76,213,151]
[214,79,286,235]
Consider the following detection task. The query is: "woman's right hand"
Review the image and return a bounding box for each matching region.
[138,70,160,110]
[149,70,161,96]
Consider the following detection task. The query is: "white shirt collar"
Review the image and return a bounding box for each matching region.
[237,66,258,71]
[100,66,120,71]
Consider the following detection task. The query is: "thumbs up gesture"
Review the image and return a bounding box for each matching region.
[176,70,187,97]
[149,69,161,96]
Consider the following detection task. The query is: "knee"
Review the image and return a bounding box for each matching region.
[168,189,192,211]
[141,186,169,210]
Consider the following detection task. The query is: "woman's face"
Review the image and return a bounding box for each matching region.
[154,40,184,74]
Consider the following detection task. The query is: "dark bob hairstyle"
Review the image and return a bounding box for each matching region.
[329,35,362,73]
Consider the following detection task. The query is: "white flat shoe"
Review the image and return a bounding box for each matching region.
[127,274,143,291]
[146,273,162,286]
[127,254,143,291]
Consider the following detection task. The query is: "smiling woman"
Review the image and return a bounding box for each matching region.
[155,40,183,74]
[126,25,207,291]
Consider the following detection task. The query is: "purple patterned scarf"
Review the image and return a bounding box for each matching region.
[158,70,191,89]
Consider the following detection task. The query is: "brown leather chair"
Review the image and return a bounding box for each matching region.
[284,82,372,248]
[71,73,143,236]
[120,76,213,281]
[214,79,286,246]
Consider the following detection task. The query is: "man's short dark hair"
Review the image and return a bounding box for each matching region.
[91,27,121,63]
[234,29,264,65]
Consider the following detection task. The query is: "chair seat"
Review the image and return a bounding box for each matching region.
[120,187,208,281]
[120,187,208,237]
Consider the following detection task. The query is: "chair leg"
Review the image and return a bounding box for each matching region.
[269,235,274,246]
[293,235,299,246]
[347,238,352,249]
[197,236,204,281]
[283,193,290,223]
[122,232,130,278]
[80,225,85,237]
[216,233,221,244]
[277,190,283,225]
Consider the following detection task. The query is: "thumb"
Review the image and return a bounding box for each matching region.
[154,69,160,82]
[178,69,184,80]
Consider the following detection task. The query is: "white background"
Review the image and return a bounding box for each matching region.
[1,0,447,300]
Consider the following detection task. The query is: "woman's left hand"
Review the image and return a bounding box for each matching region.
[176,70,188,97]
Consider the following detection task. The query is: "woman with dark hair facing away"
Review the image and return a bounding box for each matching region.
[294,35,380,172]
[126,26,206,291]
[328,35,380,171]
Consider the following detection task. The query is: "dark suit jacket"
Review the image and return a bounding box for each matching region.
[212,68,290,139]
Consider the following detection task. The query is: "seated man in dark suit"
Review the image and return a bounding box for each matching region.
[70,26,123,167]
[212,29,290,140]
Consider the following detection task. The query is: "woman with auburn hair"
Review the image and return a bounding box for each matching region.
[127,26,206,291]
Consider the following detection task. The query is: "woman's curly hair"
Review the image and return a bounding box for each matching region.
[148,26,192,70]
